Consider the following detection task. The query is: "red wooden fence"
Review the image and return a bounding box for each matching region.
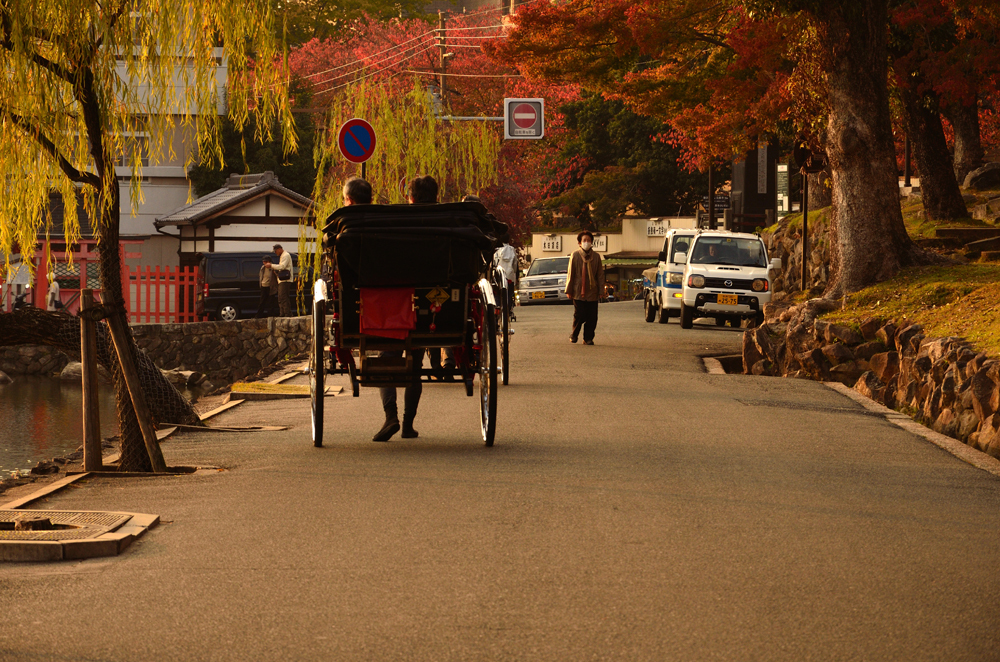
[127,266,200,324]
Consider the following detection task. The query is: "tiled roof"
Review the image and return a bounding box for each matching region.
[154,171,313,227]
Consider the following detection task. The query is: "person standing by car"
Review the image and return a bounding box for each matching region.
[255,256,278,318]
[565,230,605,345]
[267,243,293,316]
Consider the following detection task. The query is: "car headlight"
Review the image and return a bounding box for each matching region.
[752,278,768,292]
[688,274,705,288]
[668,272,683,284]
[557,277,566,285]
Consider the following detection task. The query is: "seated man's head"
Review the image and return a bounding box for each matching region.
[343,177,373,205]
[407,175,438,204]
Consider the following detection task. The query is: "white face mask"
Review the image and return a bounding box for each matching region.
[581,241,592,251]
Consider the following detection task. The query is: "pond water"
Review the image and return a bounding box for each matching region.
[0,376,119,478]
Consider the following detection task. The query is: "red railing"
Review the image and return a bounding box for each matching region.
[126,266,200,324]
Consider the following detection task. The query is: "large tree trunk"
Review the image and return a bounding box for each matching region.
[943,100,985,184]
[817,0,933,297]
[902,88,968,220]
[0,308,202,430]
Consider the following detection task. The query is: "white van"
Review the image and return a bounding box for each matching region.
[644,229,696,324]
[677,231,781,329]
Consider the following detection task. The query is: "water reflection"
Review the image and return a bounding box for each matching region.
[0,376,118,478]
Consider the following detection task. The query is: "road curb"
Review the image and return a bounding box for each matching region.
[823,381,1000,479]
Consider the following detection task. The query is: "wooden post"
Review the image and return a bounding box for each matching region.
[105,309,168,473]
[80,290,103,471]
[801,169,809,292]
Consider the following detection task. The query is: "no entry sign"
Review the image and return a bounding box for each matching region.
[338,118,377,164]
[504,98,544,140]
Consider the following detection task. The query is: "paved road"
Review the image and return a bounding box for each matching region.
[3,301,1000,661]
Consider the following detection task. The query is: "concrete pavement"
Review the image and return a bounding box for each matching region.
[2,301,999,661]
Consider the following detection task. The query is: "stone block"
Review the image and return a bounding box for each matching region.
[859,317,883,341]
[876,323,898,346]
[923,386,943,422]
[854,341,888,361]
[854,371,885,401]
[957,410,980,441]
[822,343,855,366]
[826,323,864,346]
[934,408,958,437]
[868,352,900,384]
[830,361,862,386]
[813,319,830,341]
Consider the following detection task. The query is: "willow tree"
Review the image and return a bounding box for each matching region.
[0,1,294,470]
[302,79,500,277]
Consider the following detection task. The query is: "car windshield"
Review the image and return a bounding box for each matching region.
[690,237,767,267]
[527,257,570,276]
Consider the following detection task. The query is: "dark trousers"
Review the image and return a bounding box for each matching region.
[572,299,599,342]
[277,281,292,317]
[255,287,277,318]
[379,349,425,423]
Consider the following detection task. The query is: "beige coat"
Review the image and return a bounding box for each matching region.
[564,248,605,301]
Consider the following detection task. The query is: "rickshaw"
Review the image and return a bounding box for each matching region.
[310,201,508,448]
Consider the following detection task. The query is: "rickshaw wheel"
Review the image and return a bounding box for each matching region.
[479,302,498,446]
[311,299,326,448]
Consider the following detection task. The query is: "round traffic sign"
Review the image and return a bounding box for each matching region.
[338,118,377,164]
[512,103,537,129]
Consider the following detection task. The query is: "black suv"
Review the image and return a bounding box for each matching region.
[196,252,300,321]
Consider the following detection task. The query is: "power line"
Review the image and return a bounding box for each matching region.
[298,29,435,81]
[313,43,438,96]
[404,70,521,78]
[433,24,504,32]
[309,38,436,89]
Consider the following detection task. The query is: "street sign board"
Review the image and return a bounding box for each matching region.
[777,163,789,218]
[700,194,731,211]
[541,235,562,252]
[337,118,377,164]
[504,98,544,140]
[593,235,608,252]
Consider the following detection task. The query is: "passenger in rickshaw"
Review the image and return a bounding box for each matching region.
[372,175,440,442]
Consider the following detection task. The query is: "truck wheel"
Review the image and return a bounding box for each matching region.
[644,295,656,322]
[657,302,670,324]
[715,316,726,327]
[680,302,694,329]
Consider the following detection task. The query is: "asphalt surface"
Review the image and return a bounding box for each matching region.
[3,301,1000,661]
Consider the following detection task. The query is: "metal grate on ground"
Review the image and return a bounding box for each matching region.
[0,510,133,542]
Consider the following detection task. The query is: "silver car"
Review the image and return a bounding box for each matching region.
[518,256,571,305]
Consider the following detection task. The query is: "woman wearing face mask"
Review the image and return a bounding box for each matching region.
[565,230,606,345]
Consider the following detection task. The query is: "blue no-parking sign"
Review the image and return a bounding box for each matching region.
[337,118,377,164]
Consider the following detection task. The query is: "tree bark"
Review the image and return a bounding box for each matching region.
[943,100,985,184]
[816,0,935,297]
[901,88,968,220]
[0,308,203,430]
[808,168,833,209]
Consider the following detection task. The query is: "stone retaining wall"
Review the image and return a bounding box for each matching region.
[742,299,1000,459]
[1,317,311,384]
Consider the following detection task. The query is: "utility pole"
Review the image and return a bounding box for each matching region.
[707,163,716,230]
[438,11,447,107]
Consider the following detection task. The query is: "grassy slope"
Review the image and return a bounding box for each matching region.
[812,187,1000,355]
